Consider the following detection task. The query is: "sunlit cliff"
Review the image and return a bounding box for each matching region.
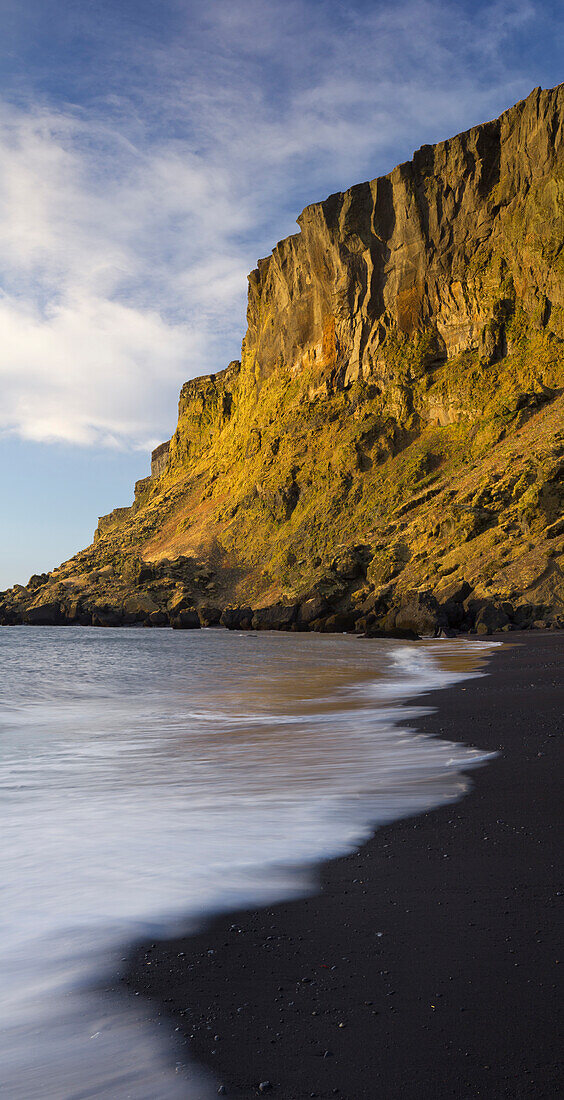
[3,85,563,635]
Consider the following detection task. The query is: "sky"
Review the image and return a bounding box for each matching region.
[1,0,563,588]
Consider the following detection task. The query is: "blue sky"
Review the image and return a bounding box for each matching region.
[1,0,562,588]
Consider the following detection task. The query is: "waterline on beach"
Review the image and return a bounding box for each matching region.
[0,628,496,1097]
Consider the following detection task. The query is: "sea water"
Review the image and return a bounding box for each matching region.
[0,626,496,1098]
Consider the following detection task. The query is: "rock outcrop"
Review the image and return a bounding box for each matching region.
[2,86,564,635]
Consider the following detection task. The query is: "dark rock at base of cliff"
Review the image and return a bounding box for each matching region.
[251,604,298,630]
[63,598,93,626]
[434,579,473,628]
[462,597,513,634]
[123,593,162,622]
[69,611,93,626]
[440,600,466,629]
[474,603,511,635]
[312,611,358,633]
[295,595,330,626]
[220,607,254,630]
[513,602,551,628]
[384,591,447,637]
[363,626,420,640]
[197,605,222,627]
[167,589,196,618]
[171,609,201,630]
[24,602,65,626]
[147,610,169,627]
[0,605,23,625]
[91,608,124,627]
[355,585,396,631]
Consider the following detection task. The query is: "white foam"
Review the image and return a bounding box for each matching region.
[0,628,496,1098]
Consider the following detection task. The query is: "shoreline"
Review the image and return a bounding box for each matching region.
[125,632,562,1098]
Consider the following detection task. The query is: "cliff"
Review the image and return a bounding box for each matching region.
[2,85,564,635]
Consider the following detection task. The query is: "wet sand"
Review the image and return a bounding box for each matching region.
[125,632,563,1098]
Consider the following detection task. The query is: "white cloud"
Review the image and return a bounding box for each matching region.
[0,0,540,448]
[0,290,197,446]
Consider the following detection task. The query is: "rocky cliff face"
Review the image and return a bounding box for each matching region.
[2,85,564,635]
[246,84,563,384]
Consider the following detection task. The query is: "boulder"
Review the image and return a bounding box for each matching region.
[384,591,446,636]
[91,608,124,627]
[167,588,195,614]
[312,611,357,633]
[148,610,169,627]
[466,599,515,634]
[124,593,160,619]
[357,583,395,618]
[24,602,64,625]
[475,604,510,634]
[197,605,222,627]
[65,599,92,626]
[251,603,298,630]
[364,625,420,640]
[354,613,376,634]
[0,605,19,625]
[465,599,512,634]
[171,609,201,630]
[513,602,550,628]
[136,563,156,585]
[220,607,254,630]
[296,595,330,626]
[435,580,472,629]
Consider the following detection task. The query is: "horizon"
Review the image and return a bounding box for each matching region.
[1,0,563,589]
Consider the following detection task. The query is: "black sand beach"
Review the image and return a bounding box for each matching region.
[125,633,563,1098]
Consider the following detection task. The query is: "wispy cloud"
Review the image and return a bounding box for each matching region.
[0,0,542,448]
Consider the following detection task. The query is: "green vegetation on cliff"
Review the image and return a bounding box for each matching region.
[2,85,563,635]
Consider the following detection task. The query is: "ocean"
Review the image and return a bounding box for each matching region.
[0,626,496,1098]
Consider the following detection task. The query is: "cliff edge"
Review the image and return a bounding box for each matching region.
[3,85,564,636]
